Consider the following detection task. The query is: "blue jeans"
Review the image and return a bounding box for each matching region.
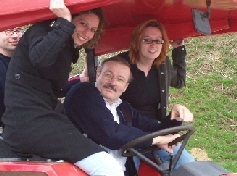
[133,144,195,170]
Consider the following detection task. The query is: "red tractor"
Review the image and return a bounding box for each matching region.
[0,0,236,175]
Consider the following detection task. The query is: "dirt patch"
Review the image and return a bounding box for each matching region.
[190,148,212,161]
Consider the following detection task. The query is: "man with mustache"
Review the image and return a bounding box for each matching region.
[64,56,194,175]
[0,27,23,127]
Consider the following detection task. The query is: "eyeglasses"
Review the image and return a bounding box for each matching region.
[4,28,23,36]
[101,71,128,84]
[142,38,164,45]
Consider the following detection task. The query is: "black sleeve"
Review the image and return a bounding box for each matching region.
[28,18,75,69]
[0,64,5,119]
[122,102,182,132]
[169,45,187,89]
[55,79,80,98]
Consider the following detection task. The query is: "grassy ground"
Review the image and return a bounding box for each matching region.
[168,33,237,172]
[71,33,237,172]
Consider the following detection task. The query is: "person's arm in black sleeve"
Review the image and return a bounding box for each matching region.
[134,112,182,132]
[169,42,187,89]
[55,79,80,98]
[28,17,75,69]
[0,66,5,120]
[119,102,182,133]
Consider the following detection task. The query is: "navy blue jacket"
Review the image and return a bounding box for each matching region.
[64,82,182,150]
[0,53,10,124]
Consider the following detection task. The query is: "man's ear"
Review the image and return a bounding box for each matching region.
[96,69,100,78]
[96,66,102,78]
[96,66,101,71]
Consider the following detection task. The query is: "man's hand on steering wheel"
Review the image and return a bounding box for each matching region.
[152,134,180,154]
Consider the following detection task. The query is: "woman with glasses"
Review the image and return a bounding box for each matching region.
[2,0,124,175]
[0,27,23,127]
[118,19,195,170]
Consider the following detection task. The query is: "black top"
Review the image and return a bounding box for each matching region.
[119,47,186,121]
[121,64,160,119]
[0,53,10,124]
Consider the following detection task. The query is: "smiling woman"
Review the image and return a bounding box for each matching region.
[117,19,194,170]
[72,8,104,49]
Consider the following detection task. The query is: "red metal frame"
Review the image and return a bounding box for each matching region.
[95,0,237,55]
[1,0,237,56]
[138,161,162,176]
[0,161,161,176]
[0,162,87,176]
[0,0,121,31]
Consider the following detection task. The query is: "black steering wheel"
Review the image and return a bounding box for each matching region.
[119,125,195,175]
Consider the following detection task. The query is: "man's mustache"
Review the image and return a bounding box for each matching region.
[103,84,117,92]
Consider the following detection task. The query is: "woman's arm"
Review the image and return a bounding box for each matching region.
[28,0,74,69]
[169,40,187,89]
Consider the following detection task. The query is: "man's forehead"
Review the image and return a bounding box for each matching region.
[103,60,128,68]
[102,64,130,79]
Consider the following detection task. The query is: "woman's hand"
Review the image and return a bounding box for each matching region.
[152,134,180,154]
[170,40,184,48]
[79,56,90,82]
[171,104,193,122]
[80,69,89,82]
[50,0,72,22]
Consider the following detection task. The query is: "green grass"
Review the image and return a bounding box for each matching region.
[168,33,237,172]
[71,33,237,172]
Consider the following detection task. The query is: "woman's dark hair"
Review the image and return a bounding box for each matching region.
[129,19,169,67]
[72,8,104,49]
